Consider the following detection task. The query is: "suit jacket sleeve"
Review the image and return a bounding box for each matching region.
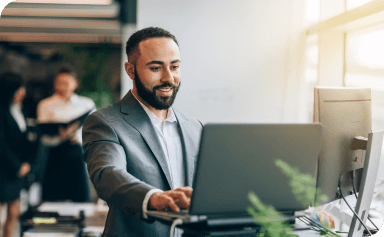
[82,111,157,220]
[0,108,22,175]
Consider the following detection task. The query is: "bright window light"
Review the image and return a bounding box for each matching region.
[305,0,320,26]
[299,34,319,123]
[346,28,384,132]
[346,0,373,11]
[347,29,384,69]
[13,0,112,4]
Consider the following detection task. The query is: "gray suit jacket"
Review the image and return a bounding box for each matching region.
[82,91,202,237]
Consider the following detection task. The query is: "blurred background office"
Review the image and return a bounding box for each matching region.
[0,0,384,236]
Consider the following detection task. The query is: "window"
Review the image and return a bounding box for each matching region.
[300,34,319,122]
[346,27,384,134]
[303,0,384,183]
[347,0,373,10]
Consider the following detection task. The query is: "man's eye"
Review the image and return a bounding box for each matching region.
[171,65,180,70]
[150,67,160,71]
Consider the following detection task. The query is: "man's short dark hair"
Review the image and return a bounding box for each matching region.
[126,27,179,65]
[56,64,78,81]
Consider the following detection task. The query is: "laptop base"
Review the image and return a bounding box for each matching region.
[181,225,260,237]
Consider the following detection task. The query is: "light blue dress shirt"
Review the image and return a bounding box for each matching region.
[131,94,185,216]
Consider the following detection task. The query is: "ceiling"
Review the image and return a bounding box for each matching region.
[0,0,123,43]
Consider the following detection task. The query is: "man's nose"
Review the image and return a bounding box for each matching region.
[161,68,175,84]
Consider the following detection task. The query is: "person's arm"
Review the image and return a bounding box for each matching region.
[37,101,62,146]
[37,101,79,146]
[71,103,97,145]
[83,112,158,220]
[83,113,192,221]
[142,189,164,218]
[0,109,29,177]
[83,112,193,220]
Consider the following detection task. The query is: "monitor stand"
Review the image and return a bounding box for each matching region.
[348,131,384,237]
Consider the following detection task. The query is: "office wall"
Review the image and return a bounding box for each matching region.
[135,0,305,123]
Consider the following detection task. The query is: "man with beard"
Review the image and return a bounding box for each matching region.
[82,27,203,237]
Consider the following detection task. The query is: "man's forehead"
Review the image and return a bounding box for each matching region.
[56,73,74,81]
[55,73,78,85]
[138,37,180,63]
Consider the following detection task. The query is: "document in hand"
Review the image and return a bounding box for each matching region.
[38,109,93,136]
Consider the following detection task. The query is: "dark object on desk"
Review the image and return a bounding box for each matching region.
[38,109,93,135]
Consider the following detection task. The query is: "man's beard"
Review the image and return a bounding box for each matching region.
[134,68,180,110]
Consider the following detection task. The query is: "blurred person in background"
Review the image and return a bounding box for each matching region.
[37,65,95,202]
[0,72,32,237]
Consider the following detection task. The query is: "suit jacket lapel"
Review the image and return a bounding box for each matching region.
[120,92,173,189]
[174,110,195,187]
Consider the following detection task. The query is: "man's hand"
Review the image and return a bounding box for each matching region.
[17,162,31,178]
[59,121,79,141]
[70,133,80,144]
[148,186,193,213]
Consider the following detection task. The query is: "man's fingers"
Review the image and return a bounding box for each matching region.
[165,196,180,213]
[149,188,193,213]
[149,193,180,213]
[174,186,193,198]
[167,192,190,209]
[182,186,193,198]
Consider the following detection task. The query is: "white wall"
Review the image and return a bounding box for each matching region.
[135,0,306,124]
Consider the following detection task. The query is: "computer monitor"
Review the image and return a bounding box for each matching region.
[313,87,371,205]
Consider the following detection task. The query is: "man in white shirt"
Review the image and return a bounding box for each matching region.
[82,27,203,236]
[37,66,95,202]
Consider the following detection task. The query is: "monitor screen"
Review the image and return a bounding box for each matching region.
[313,87,371,205]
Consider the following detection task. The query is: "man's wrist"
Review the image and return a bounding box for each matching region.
[142,189,163,219]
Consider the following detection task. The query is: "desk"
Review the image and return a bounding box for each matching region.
[172,217,348,237]
[179,226,345,237]
[295,229,346,236]
[21,202,108,237]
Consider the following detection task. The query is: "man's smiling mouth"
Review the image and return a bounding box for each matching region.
[158,87,172,92]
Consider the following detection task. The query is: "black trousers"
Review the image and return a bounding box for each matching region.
[42,141,90,202]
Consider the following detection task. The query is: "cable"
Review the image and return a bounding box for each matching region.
[298,216,341,237]
[350,172,380,231]
[169,218,183,237]
[300,216,322,231]
[338,184,372,236]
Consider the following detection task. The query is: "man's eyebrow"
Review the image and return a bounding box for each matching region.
[146,61,164,66]
[146,59,181,66]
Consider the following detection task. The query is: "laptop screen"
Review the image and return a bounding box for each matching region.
[189,124,322,216]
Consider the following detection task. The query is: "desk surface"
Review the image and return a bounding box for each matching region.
[22,202,108,237]
[295,229,347,237]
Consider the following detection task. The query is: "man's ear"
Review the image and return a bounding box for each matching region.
[124,62,135,80]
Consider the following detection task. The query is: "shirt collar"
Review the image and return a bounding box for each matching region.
[10,103,22,112]
[131,91,177,124]
[53,93,78,103]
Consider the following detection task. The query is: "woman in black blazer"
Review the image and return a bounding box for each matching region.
[0,72,32,237]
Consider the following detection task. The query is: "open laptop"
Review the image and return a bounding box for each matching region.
[147,123,322,226]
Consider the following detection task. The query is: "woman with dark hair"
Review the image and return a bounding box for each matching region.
[0,72,32,237]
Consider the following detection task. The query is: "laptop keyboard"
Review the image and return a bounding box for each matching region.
[166,209,189,215]
[152,209,190,218]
